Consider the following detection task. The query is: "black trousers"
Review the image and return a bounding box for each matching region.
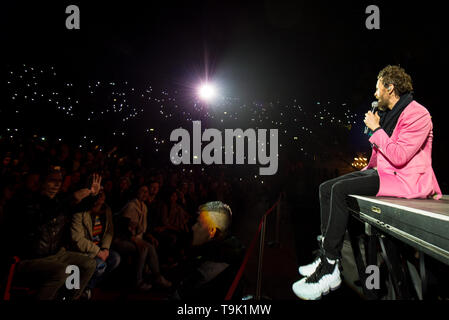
[319,169,380,260]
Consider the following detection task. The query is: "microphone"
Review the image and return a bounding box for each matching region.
[364,101,378,134]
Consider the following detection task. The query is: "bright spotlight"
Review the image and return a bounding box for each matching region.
[198,83,216,101]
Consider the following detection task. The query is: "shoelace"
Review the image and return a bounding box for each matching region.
[305,256,335,284]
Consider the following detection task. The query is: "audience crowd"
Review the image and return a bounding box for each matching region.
[0,137,249,301]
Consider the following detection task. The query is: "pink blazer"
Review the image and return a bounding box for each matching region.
[362,100,442,200]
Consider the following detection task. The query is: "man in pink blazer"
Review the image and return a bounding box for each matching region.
[362,91,442,200]
[292,65,442,300]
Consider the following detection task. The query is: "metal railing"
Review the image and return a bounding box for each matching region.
[225,192,283,300]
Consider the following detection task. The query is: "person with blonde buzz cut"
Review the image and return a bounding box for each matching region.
[172,201,245,301]
[191,201,233,246]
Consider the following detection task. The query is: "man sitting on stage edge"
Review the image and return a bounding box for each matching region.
[292,65,442,300]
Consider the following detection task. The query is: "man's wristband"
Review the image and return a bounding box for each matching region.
[372,126,381,134]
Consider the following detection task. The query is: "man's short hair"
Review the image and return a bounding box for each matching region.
[377,65,413,96]
[39,164,63,180]
[198,201,232,240]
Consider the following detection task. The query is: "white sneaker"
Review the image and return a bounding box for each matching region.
[298,235,325,277]
[293,257,341,300]
[298,255,322,277]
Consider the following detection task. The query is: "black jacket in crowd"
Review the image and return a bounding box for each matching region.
[2,191,97,260]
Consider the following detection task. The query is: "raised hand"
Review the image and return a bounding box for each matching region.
[73,173,103,203]
[90,173,102,196]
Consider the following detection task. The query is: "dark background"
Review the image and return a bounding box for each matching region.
[3,1,448,98]
[1,0,449,302]
[1,0,448,188]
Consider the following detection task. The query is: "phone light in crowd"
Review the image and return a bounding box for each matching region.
[198,83,216,102]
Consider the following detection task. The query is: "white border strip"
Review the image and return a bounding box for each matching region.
[349,195,449,222]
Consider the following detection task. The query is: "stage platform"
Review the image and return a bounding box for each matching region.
[343,194,449,299]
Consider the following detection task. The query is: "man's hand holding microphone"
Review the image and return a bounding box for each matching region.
[364,101,381,133]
